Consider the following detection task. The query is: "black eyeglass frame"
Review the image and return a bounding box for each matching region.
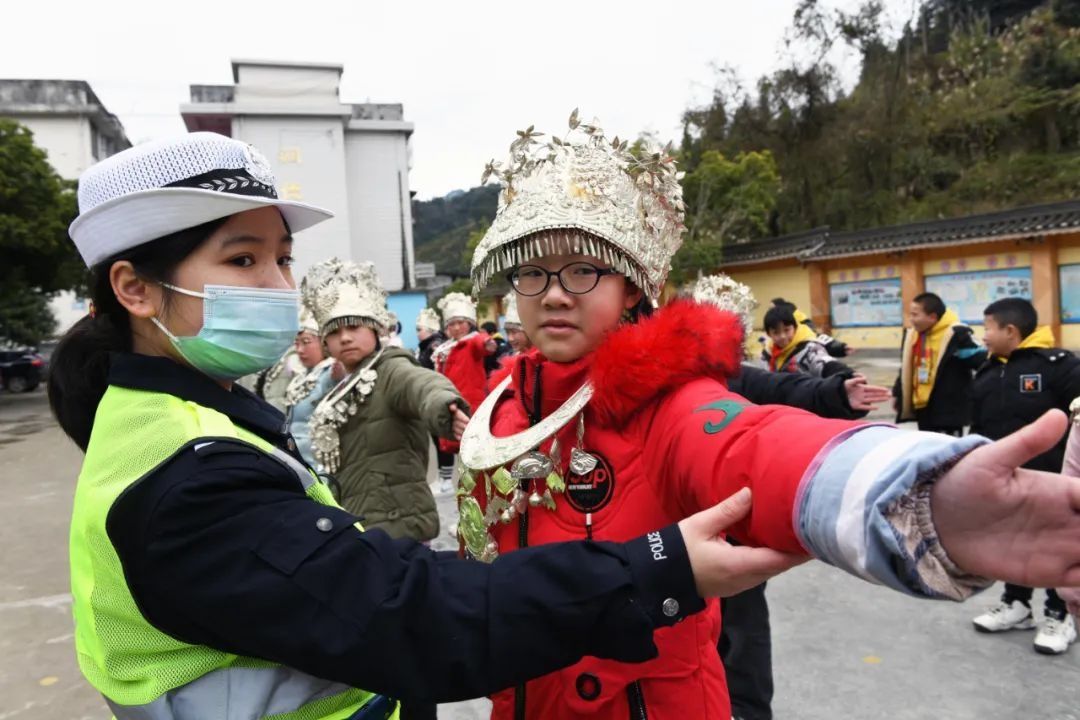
[506,262,620,297]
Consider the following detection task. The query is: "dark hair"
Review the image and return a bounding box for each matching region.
[913,292,946,319]
[763,305,797,332]
[983,297,1038,339]
[48,219,226,451]
[628,295,654,322]
[771,297,797,312]
[481,321,498,334]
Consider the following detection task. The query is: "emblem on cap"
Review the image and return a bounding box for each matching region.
[243,144,276,187]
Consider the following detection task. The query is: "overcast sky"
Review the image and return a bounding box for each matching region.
[3,0,913,199]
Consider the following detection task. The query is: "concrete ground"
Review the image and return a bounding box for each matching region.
[1,353,1077,719]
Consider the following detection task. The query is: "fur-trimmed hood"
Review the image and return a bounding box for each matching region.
[589,299,744,425]
[499,300,745,428]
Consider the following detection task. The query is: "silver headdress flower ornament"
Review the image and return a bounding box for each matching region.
[437,292,477,324]
[301,258,390,339]
[502,291,522,329]
[416,307,442,333]
[689,273,758,338]
[470,109,686,301]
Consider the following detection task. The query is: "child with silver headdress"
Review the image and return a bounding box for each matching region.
[415,307,446,370]
[457,111,1080,720]
[303,258,469,542]
[431,292,497,493]
[285,304,335,466]
[502,291,532,355]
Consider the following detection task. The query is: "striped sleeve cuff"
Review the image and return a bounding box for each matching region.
[794,425,995,600]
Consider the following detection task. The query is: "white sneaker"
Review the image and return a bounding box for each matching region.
[438,478,454,495]
[973,600,1036,633]
[1033,613,1077,655]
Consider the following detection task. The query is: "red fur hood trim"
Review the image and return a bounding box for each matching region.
[589,300,744,427]
[491,301,744,428]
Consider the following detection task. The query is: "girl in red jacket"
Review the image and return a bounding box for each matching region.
[433,291,496,492]
[456,112,1080,720]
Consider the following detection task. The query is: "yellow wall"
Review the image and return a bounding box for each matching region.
[832,326,904,350]
[826,264,901,284]
[1061,325,1080,351]
[922,250,1032,276]
[1061,245,1080,264]
[725,264,812,331]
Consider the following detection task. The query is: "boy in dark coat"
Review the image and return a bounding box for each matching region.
[893,292,983,435]
[969,297,1080,655]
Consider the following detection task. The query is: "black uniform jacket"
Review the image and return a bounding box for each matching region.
[970,347,1080,472]
[416,331,446,371]
[103,353,704,704]
[730,364,867,420]
[892,325,982,428]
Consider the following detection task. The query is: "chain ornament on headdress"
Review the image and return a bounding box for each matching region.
[689,273,758,338]
[471,109,686,300]
[301,258,390,338]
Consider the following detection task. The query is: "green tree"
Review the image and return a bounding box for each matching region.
[0,119,81,345]
[461,218,491,271]
[673,150,781,280]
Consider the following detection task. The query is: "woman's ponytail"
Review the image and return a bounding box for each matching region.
[47,270,132,451]
[47,219,225,451]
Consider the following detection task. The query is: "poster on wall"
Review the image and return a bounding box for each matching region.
[925,268,1032,324]
[830,279,902,327]
[1062,264,1080,324]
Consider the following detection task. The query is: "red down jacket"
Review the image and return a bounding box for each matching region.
[471,300,856,720]
[436,331,491,453]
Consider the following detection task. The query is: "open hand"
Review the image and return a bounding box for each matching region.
[449,402,470,441]
[931,410,1080,588]
[844,374,892,412]
[678,488,807,598]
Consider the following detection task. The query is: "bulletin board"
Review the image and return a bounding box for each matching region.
[829,279,903,328]
[1061,264,1080,324]
[925,268,1032,324]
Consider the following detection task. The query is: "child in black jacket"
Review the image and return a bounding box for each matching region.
[969,298,1080,655]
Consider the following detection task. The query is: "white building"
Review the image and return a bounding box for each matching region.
[181,60,417,291]
[0,79,131,334]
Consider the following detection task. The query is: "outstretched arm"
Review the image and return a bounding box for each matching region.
[650,382,1080,601]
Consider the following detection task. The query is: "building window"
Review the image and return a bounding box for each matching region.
[925,268,1032,324]
[829,278,902,327]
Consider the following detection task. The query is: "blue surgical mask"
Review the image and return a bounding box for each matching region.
[151,283,300,380]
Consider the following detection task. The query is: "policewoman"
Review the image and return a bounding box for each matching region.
[49,133,793,720]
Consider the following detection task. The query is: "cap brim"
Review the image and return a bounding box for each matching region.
[69,187,334,268]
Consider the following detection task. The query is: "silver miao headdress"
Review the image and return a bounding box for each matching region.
[301,258,390,338]
[470,109,686,300]
[298,305,320,335]
[437,292,477,324]
[502,291,521,328]
[416,307,442,333]
[459,112,686,563]
[689,273,758,337]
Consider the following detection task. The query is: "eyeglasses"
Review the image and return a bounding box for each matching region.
[507,262,619,297]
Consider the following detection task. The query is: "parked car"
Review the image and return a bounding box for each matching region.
[0,350,46,393]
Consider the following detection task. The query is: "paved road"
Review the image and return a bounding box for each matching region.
[2,357,1077,719]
